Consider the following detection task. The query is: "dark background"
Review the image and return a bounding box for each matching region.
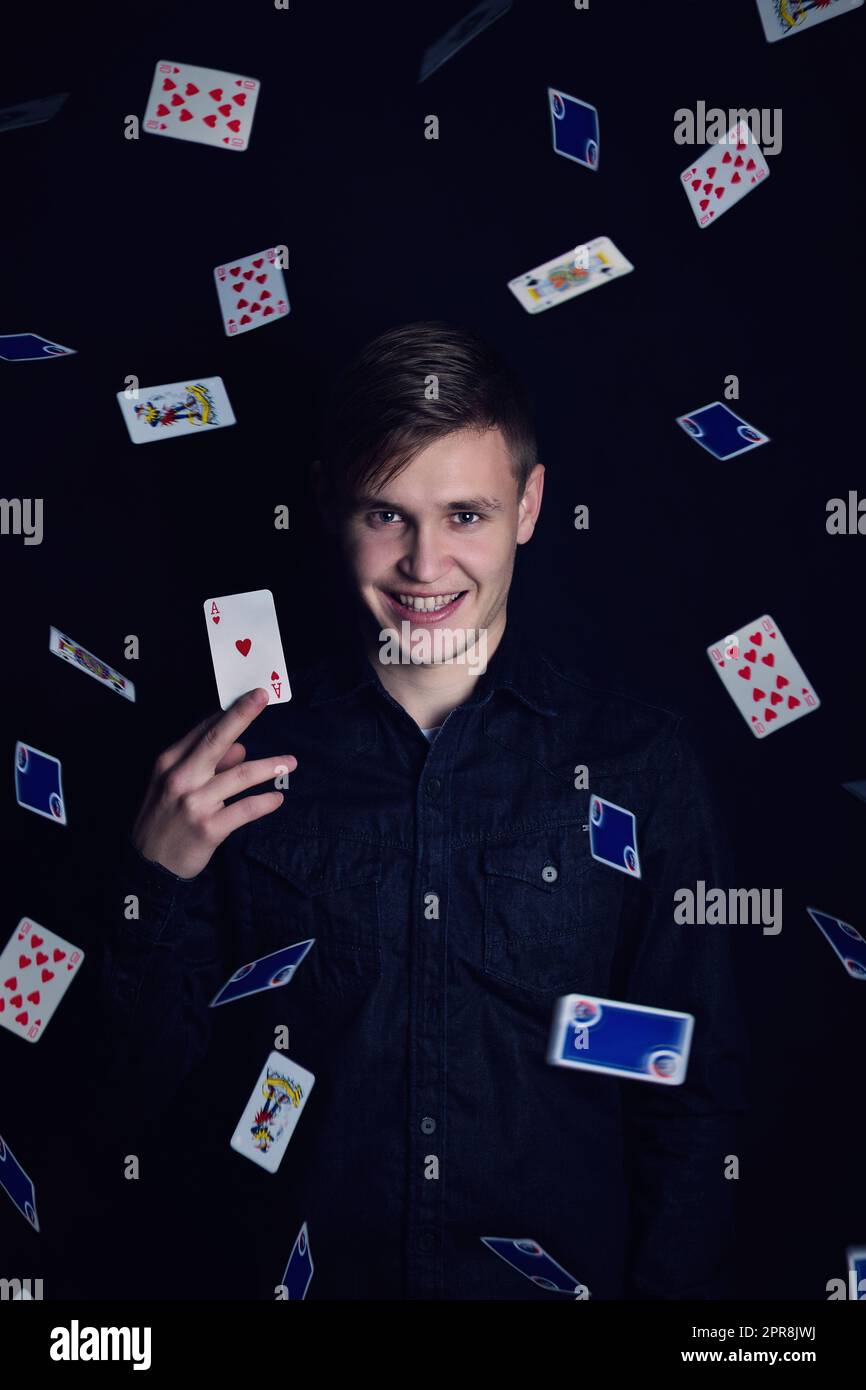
[0,0,863,1300]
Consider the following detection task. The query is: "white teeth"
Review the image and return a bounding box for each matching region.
[394,592,462,611]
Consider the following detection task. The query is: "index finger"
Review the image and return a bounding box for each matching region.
[193,688,270,771]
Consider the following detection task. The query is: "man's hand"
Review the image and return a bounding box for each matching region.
[131,688,295,880]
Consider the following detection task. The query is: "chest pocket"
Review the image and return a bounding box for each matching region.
[482,823,624,995]
[244,833,382,997]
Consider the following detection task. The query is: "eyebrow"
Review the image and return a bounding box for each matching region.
[352,494,504,515]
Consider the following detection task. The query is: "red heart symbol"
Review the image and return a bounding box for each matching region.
[226,119,242,133]
[19,955,31,970]
[715,187,725,199]
[41,969,54,983]
[260,289,271,299]
[4,977,16,991]
[232,282,244,292]
[185,83,199,96]
[770,692,782,705]
[179,109,193,123]
[162,78,177,91]
[788,696,800,709]
[735,155,744,168]
[253,258,264,268]
[234,93,247,106]
[250,302,261,313]
[736,140,747,150]
[170,93,185,107]
[209,88,224,101]
[703,182,713,194]
[746,158,757,170]
[67,963,74,971]
[213,615,220,624]
[722,151,732,164]
[27,991,39,1005]
[776,675,789,689]
[737,666,751,680]
[753,688,766,702]
[53,948,66,962]
[700,199,710,211]
[691,178,701,191]
[31,935,43,947]
[731,172,741,184]
[236,298,249,308]
[239,314,252,324]
[255,274,267,284]
[15,1012,27,1026]
[749,632,762,645]
[243,269,254,279]
[764,709,777,722]
[706,166,717,179]
[263,306,274,315]
[218,104,232,117]
[230,266,241,276]
[0,999,4,1013]
[156,103,170,117]
[761,654,774,667]
[202,113,217,127]
[10,995,22,1008]
[744,650,757,663]
[236,639,252,657]
[36,951,48,966]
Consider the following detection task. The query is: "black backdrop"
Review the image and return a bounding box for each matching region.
[0,0,863,1301]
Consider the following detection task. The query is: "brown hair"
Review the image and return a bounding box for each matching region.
[318,321,537,517]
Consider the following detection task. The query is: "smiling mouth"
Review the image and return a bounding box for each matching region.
[383,589,468,619]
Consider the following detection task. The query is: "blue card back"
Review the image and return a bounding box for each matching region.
[211,938,315,1007]
[589,794,640,876]
[0,1133,40,1230]
[677,401,769,460]
[281,1221,314,1299]
[15,742,66,823]
[481,1237,582,1293]
[548,993,693,1083]
[807,908,866,979]
[549,89,599,169]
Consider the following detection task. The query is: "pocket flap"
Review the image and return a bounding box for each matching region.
[244,831,381,896]
[481,823,588,894]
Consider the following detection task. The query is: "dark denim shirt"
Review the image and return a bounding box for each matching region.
[102,618,746,1300]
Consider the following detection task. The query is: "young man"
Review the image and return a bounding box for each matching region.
[103,321,746,1300]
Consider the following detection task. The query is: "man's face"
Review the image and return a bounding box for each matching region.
[341,426,544,662]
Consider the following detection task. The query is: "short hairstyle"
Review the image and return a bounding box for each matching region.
[318,321,537,517]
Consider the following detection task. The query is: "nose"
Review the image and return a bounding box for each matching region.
[398,521,450,583]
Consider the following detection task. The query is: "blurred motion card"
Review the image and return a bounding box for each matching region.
[842,780,866,804]
[143,60,260,150]
[508,236,633,313]
[676,401,770,460]
[548,89,599,170]
[419,0,512,81]
[806,908,866,980]
[215,249,290,336]
[756,0,863,41]
[0,918,85,1043]
[280,1221,314,1299]
[49,626,135,702]
[681,119,770,228]
[589,794,640,877]
[707,614,820,739]
[0,333,75,361]
[0,1133,39,1231]
[230,1051,315,1173]
[547,993,694,1085]
[211,939,314,1007]
[0,92,68,132]
[14,741,66,825]
[204,589,291,710]
[116,377,235,443]
[481,1237,585,1294]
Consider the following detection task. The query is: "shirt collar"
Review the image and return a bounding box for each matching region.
[307,614,560,718]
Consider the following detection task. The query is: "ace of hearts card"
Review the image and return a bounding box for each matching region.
[204,590,291,709]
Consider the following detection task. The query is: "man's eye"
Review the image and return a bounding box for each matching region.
[370,511,401,525]
[454,512,482,525]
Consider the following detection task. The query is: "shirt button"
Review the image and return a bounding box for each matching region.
[421,1116,436,1135]
[542,863,558,883]
[417,1230,437,1253]
[426,777,442,799]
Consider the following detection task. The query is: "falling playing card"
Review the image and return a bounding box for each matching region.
[755,0,863,42]
[0,333,75,361]
[676,401,770,460]
[681,119,770,229]
[806,908,866,980]
[0,92,68,133]
[0,918,84,1043]
[143,60,260,151]
[280,1221,314,1299]
[481,1237,587,1295]
[589,794,641,877]
[707,614,821,738]
[214,249,290,337]
[547,993,694,1084]
[508,235,633,314]
[211,939,314,1007]
[15,742,66,825]
[204,590,291,710]
[49,626,135,701]
[418,0,512,82]
[548,89,599,170]
[116,376,235,443]
[231,1050,315,1174]
[0,1132,39,1231]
